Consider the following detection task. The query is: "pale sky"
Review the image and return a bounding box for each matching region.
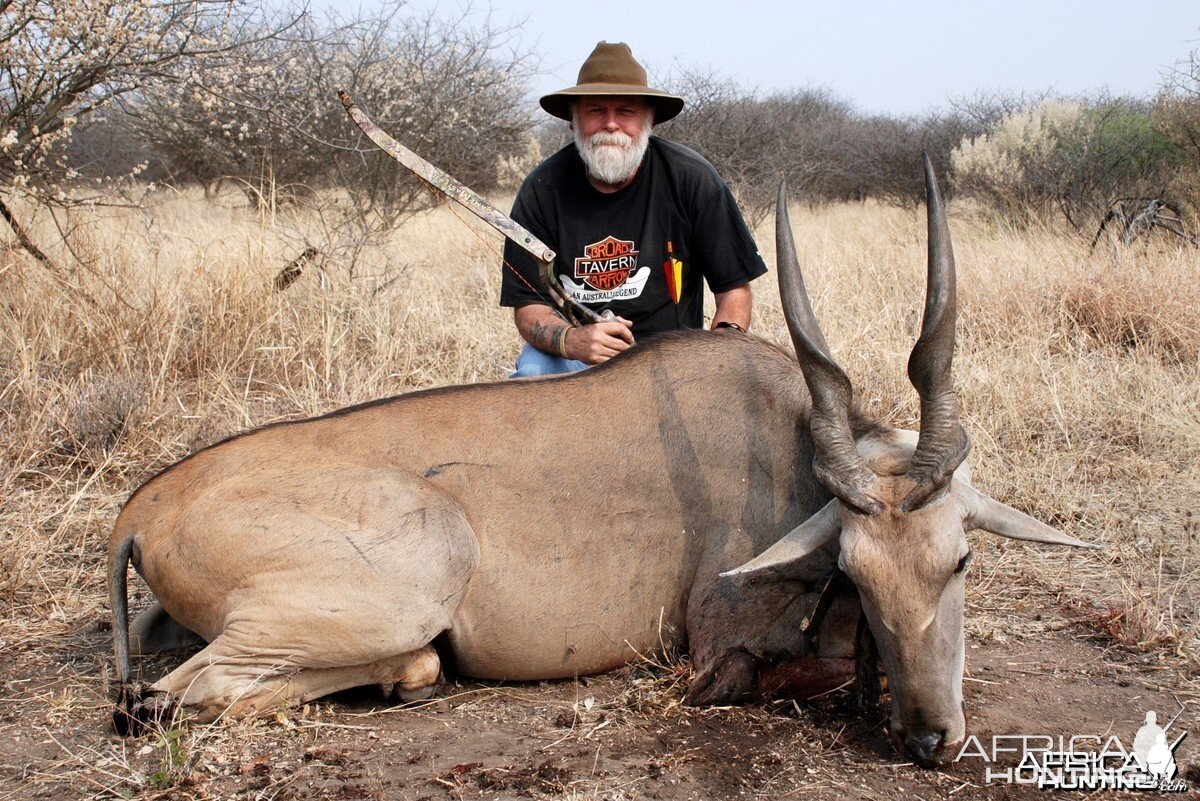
[322,0,1200,115]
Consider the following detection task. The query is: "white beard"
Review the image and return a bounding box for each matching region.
[573,111,653,186]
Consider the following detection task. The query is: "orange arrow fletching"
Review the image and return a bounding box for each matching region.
[663,241,683,304]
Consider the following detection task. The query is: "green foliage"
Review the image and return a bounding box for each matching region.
[147,727,188,789]
[1050,103,1182,228]
[1085,108,1181,173]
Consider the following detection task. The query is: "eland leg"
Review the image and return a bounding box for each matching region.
[121,466,479,727]
[129,601,205,655]
[684,573,812,705]
[139,638,445,723]
[684,569,858,705]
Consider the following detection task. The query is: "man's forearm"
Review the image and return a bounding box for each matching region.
[712,284,753,331]
[514,304,571,356]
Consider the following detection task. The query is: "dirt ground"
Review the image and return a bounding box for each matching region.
[1,599,1196,801]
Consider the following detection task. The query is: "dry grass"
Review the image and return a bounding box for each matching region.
[0,188,1197,797]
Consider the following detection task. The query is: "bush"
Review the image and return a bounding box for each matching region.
[0,0,255,202]
[658,68,974,221]
[952,96,1183,231]
[2,1,538,276]
[0,0,269,267]
[818,112,979,207]
[951,100,1084,222]
[1154,49,1200,221]
[658,70,854,224]
[134,2,537,219]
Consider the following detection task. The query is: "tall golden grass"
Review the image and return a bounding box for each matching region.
[1,188,1196,671]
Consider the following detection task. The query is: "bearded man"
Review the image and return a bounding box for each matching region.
[500,41,768,377]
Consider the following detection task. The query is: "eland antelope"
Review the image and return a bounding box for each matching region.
[110,157,1095,767]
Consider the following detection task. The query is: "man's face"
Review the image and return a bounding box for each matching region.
[573,96,653,141]
[572,96,654,187]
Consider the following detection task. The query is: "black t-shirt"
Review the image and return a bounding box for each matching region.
[499,137,768,339]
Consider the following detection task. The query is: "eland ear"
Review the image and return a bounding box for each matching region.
[962,485,1100,549]
[721,499,842,578]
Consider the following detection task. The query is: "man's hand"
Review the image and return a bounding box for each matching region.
[514,304,635,365]
[563,318,635,364]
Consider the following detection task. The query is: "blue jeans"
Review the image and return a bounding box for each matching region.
[510,342,587,379]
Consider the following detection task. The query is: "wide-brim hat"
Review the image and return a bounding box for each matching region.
[540,41,684,125]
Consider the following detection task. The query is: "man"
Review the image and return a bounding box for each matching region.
[500,41,768,377]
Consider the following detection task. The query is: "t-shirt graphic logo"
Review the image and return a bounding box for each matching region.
[575,236,639,291]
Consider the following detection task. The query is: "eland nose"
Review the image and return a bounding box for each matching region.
[905,732,945,767]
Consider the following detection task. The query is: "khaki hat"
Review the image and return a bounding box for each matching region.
[540,41,684,124]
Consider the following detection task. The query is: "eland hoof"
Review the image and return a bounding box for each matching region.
[113,684,177,737]
[390,671,446,704]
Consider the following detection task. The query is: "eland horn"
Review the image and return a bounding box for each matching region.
[901,155,970,511]
[776,182,880,514]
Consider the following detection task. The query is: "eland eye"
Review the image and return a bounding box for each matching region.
[954,551,973,575]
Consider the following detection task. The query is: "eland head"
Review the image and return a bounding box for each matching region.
[724,156,1098,767]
